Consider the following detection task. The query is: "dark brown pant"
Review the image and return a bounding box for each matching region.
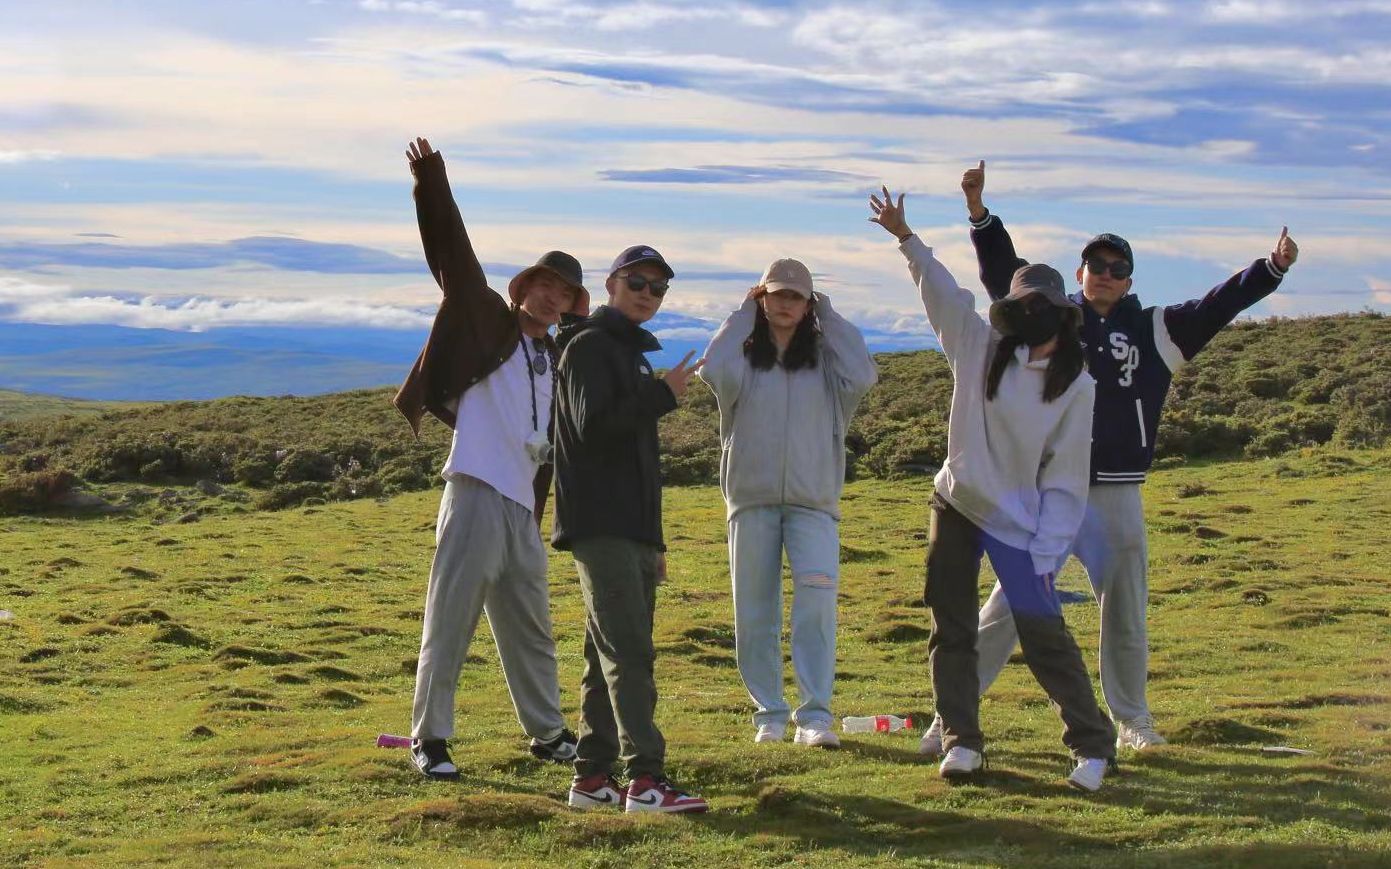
[925,495,1115,759]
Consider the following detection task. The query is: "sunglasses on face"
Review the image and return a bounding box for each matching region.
[1021,295,1055,316]
[622,273,669,298]
[1084,256,1133,280]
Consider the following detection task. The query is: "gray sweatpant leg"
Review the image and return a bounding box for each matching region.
[972,483,1153,723]
[411,474,566,741]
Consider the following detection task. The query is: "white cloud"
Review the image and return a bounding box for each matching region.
[0,271,434,331]
[359,0,487,25]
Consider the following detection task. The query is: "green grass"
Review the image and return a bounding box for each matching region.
[0,389,146,423]
[2,448,1390,866]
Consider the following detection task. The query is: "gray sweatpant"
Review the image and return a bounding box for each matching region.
[411,474,567,741]
[973,482,1151,722]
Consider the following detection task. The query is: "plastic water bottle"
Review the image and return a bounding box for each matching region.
[842,714,913,734]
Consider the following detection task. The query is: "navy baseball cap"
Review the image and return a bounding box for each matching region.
[1081,233,1134,269]
[609,245,674,279]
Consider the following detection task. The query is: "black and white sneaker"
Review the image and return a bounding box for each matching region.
[412,738,459,780]
[529,728,578,764]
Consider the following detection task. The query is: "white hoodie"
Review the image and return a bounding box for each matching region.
[900,236,1094,576]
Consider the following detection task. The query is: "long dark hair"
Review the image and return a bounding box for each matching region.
[744,301,819,371]
[985,315,1085,402]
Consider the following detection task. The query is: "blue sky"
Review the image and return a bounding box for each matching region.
[3,0,1390,353]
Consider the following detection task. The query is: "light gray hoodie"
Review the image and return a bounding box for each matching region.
[699,293,878,521]
[899,236,1095,575]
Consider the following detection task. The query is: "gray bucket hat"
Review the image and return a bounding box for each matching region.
[988,263,1083,334]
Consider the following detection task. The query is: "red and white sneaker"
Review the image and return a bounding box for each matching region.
[624,775,709,814]
[568,773,625,810]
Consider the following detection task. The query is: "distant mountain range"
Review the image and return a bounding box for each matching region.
[0,315,938,401]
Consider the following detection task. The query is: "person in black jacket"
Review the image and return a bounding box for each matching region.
[552,245,709,814]
[915,160,1299,756]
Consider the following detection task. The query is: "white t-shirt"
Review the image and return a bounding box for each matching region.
[442,337,553,513]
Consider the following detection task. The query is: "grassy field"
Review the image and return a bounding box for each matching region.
[0,390,146,423]
[2,447,1390,867]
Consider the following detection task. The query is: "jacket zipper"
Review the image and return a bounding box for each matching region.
[1135,397,1147,449]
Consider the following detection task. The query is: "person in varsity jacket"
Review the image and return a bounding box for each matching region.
[916,160,1300,755]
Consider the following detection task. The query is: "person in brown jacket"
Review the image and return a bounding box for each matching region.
[394,136,588,780]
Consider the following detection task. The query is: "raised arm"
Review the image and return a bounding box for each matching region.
[561,334,682,442]
[961,160,1027,301]
[813,292,878,412]
[1031,379,1095,577]
[407,137,492,304]
[869,186,990,367]
[1156,227,1298,370]
[697,289,758,406]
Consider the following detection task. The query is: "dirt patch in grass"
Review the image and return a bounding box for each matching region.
[317,688,365,707]
[214,645,313,666]
[152,623,211,648]
[866,622,931,643]
[1169,717,1280,745]
[19,647,60,664]
[118,566,160,580]
[388,794,562,837]
[107,607,172,625]
[223,772,303,794]
[307,665,362,681]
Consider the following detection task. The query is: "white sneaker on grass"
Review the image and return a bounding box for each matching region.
[793,724,840,749]
[1116,715,1167,751]
[938,745,983,779]
[918,716,944,756]
[1067,757,1110,792]
[754,723,786,743]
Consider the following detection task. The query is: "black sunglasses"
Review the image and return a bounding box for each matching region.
[1084,256,1133,280]
[622,273,670,298]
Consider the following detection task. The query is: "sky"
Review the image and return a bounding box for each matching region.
[3,0,1390,354]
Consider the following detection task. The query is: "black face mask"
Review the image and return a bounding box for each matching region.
[1007,303,1063,347]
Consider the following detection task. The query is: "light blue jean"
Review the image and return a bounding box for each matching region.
[728,505,840,731]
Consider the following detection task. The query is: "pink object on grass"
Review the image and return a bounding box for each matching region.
[376,734,412,748]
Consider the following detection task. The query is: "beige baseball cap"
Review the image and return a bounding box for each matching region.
[758,258,813,299]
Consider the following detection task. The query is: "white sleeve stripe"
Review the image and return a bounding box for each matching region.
[970,213,995,230]
[1151,306,1186,372]
[1264,258,1286,280]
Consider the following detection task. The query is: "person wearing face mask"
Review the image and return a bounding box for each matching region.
[913,161,1300,758]
[870,185,1117,791]
[697,259,878,750]
[393,137,588,781]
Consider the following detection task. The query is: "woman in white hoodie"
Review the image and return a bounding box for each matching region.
[698,258,878,749]
[869,188,1117,792]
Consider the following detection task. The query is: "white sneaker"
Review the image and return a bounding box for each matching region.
[938,745,983,779]
[793,724,841,749]
[1116,715,1167,751]
[918,716,944,756]
[1067,757,1110,792]
[754,723,786,743]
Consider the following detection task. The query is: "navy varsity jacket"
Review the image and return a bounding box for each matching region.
[970,210,1287,485]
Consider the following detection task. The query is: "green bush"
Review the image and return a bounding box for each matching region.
[0,469,78,514]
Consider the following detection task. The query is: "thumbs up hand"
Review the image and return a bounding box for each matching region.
[1272,226,1298,271]
[962,160,987,221]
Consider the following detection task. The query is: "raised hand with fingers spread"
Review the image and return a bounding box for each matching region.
[868,186,912,241]
[406,136,434,166]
